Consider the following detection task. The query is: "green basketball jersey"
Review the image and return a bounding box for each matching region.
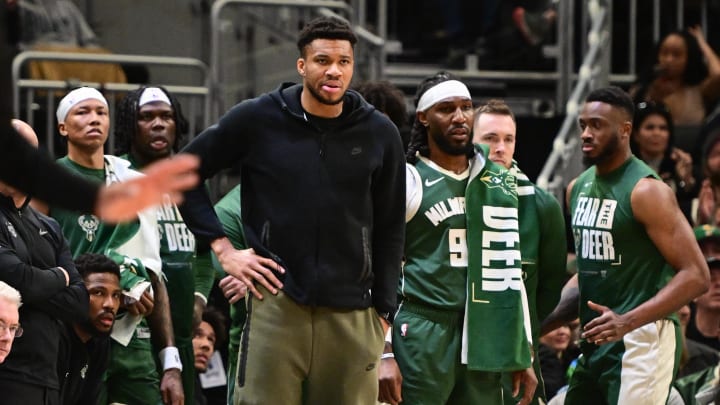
[53,157,128,258]
[569,157,675,327]
[402,156,469,310]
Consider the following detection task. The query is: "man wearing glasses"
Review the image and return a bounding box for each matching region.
[0,119,88,404]
[0,280,22,364]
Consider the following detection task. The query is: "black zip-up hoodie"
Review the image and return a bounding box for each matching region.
[179,83,405,317]
[0,195,88,390]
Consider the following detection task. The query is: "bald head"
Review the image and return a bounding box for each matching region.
[11,119,39,148]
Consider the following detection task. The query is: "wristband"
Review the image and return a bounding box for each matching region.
[194,292,208,305]
[159,346,183,372]
[381,352,395,360]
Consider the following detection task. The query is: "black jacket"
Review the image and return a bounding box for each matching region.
[179,83,405,316]
[0,195,88,390]
[57,322,109,405]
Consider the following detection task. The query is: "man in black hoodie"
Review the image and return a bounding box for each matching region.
[0,118,88,404]
[179,16,406,405]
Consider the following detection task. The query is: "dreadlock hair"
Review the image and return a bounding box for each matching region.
[114,86,189,156]
[406,71,470,164]
[296,16,357,57]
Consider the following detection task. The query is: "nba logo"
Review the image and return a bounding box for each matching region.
[400,323,408,337]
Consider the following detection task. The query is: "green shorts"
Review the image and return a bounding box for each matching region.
[565,319,679,405]
[392,301,503,405]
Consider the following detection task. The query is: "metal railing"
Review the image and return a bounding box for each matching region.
[209,0,387,120]
[536,0,611,203]
[12,51,210,155]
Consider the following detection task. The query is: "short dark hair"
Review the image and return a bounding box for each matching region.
[201,306,226,350]
[474,99,515,126]
[585,86,635,120]
[296,16,357,57]
[74,253,121,280]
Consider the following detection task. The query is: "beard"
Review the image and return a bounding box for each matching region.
[582,132,620,167]
[307,83,345,106]
[78,315,112,338]
[431,128,474,156]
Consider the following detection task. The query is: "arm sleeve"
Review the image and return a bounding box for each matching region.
[371,121,406,318]
[178,104,250,250]
[0,126,100,212]
[34,218,89,321]
[535,188,569,321]
[0,238,68,304]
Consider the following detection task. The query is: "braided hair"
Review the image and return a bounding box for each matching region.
[114,86,189,156]
[407,71,473,164]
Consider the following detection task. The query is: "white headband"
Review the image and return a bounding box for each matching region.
[416,80,471,112]
[56,87,108,123]
[138,87,172,107]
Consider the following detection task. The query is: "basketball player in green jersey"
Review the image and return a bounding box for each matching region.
[50,87,184,405]
[378,71,537,405]
[114,86,215,400]
[565,86,709,404]
[474,99,567,404]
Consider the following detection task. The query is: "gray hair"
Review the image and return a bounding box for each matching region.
[0,282,21,308]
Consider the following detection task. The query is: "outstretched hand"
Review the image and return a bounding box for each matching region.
[581,301,632,345]
[96,154,199,223]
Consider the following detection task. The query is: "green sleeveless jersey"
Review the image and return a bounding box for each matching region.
[569,157,675,327]
[402,156,469,310]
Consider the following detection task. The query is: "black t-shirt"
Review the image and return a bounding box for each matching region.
[686,304,720,351]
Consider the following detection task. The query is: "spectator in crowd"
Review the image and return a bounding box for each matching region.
[685,225,720,351]
[353,80,410,149]
[676,302,719,379]
[631,27,720,153]
[178,16,405,404]
[13,0,98,50]
[115,85,213,400]
[631,101,697,221]
[0,117,88,403]
[0,281,22,364]
[57,252,122,405]
[538,322,581,400]
[196,184,248,405]
[696,131,720,225]
[48,87,183,405]
[379,71,536,405]
[192,306,226,405]
[473,99,567,405]
[565,86,708,404]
